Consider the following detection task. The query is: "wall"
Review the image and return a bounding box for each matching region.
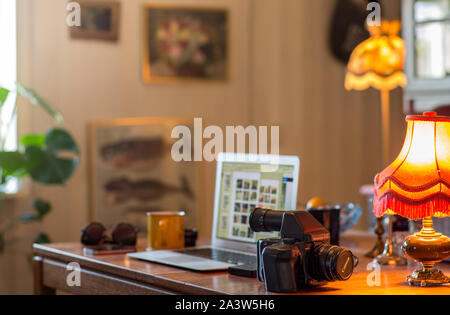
[250,0,404,220]
[17,0,252,242]
[1,0,404,293]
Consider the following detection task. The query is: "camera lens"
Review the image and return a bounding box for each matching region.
[310,244,354,282]
[249,208,284,232]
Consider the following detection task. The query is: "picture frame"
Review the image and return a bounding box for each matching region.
[142,4,229,83]
[88,117,199,231]
[70,0,120,41]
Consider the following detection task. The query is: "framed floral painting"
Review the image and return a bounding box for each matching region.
[142,5,229,83]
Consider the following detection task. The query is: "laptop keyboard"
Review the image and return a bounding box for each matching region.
[177,248,256,267]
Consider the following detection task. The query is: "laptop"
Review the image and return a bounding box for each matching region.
[128,153,300,271]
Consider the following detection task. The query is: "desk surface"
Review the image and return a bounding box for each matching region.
[32,231,450,295]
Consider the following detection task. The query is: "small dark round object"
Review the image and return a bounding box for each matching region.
[249,208,284,232]
[326,246,354,281]
[249,208,269,232]
[310,244,354,282]
[81,222,106,246]
[111,223,138,246]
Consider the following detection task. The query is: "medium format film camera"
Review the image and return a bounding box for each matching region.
[249,208,358,293]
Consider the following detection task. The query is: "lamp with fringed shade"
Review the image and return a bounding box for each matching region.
[374,112,450,287]
[345,20,406,92]
[346,20,406,166]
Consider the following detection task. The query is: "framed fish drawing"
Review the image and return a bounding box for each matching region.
[88,117,199,232]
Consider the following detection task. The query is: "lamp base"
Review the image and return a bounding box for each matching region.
[365,241,385,259]
[402,217,450,287]
[365,217,385,258]
[375,251,407,266]
[375,216,407,266]
[407,267,449,287]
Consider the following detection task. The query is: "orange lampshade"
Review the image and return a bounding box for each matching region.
[374,112,450,219]
[345,20,407,91]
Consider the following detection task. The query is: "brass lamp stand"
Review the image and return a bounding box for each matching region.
[374,89,406,266]
[365,217,384,258]
[376,214,406,265]
[345,21,407,262]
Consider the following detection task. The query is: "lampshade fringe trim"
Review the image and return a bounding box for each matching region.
[375,177,450,192]
[374,193,450,219]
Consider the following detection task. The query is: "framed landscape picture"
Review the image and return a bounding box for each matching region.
[70,1,120,41]
[142,5,229,83]
[88,118,199,232]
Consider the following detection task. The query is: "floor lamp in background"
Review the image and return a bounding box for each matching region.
[345,21,407,263]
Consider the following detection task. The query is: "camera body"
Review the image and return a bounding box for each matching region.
[250,208,356,293]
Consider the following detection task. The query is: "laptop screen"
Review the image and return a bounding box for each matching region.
[216,162,296,244]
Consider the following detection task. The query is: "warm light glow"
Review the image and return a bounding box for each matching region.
[345,71,406,91]
[345,20,407,91]
[374,113,450,219]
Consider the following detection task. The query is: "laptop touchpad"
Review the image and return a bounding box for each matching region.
[160,255,206,264]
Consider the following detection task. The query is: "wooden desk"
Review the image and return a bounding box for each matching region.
[32,231,450,295]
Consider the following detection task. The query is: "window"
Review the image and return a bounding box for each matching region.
[0,0,18,193]
[403,0,450,113]
[0,0,17,150]
[414,0,450,79]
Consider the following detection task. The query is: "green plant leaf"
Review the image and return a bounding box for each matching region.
[34,232,51,244]
[33,198,51,218]
[0,88,9,106]
[25,146,79,184]
[19,199,51,223]
[0,151,28,177]
[45,129,79,154]
[9,169,28,178]
[19,212,41,222]
[16,82,63,124]
[24,128,79,185]
[20,134,45,148]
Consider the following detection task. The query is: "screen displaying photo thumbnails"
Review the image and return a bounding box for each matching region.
[217,162,295,243]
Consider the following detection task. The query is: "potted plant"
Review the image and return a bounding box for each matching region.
[0,83,79,252]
